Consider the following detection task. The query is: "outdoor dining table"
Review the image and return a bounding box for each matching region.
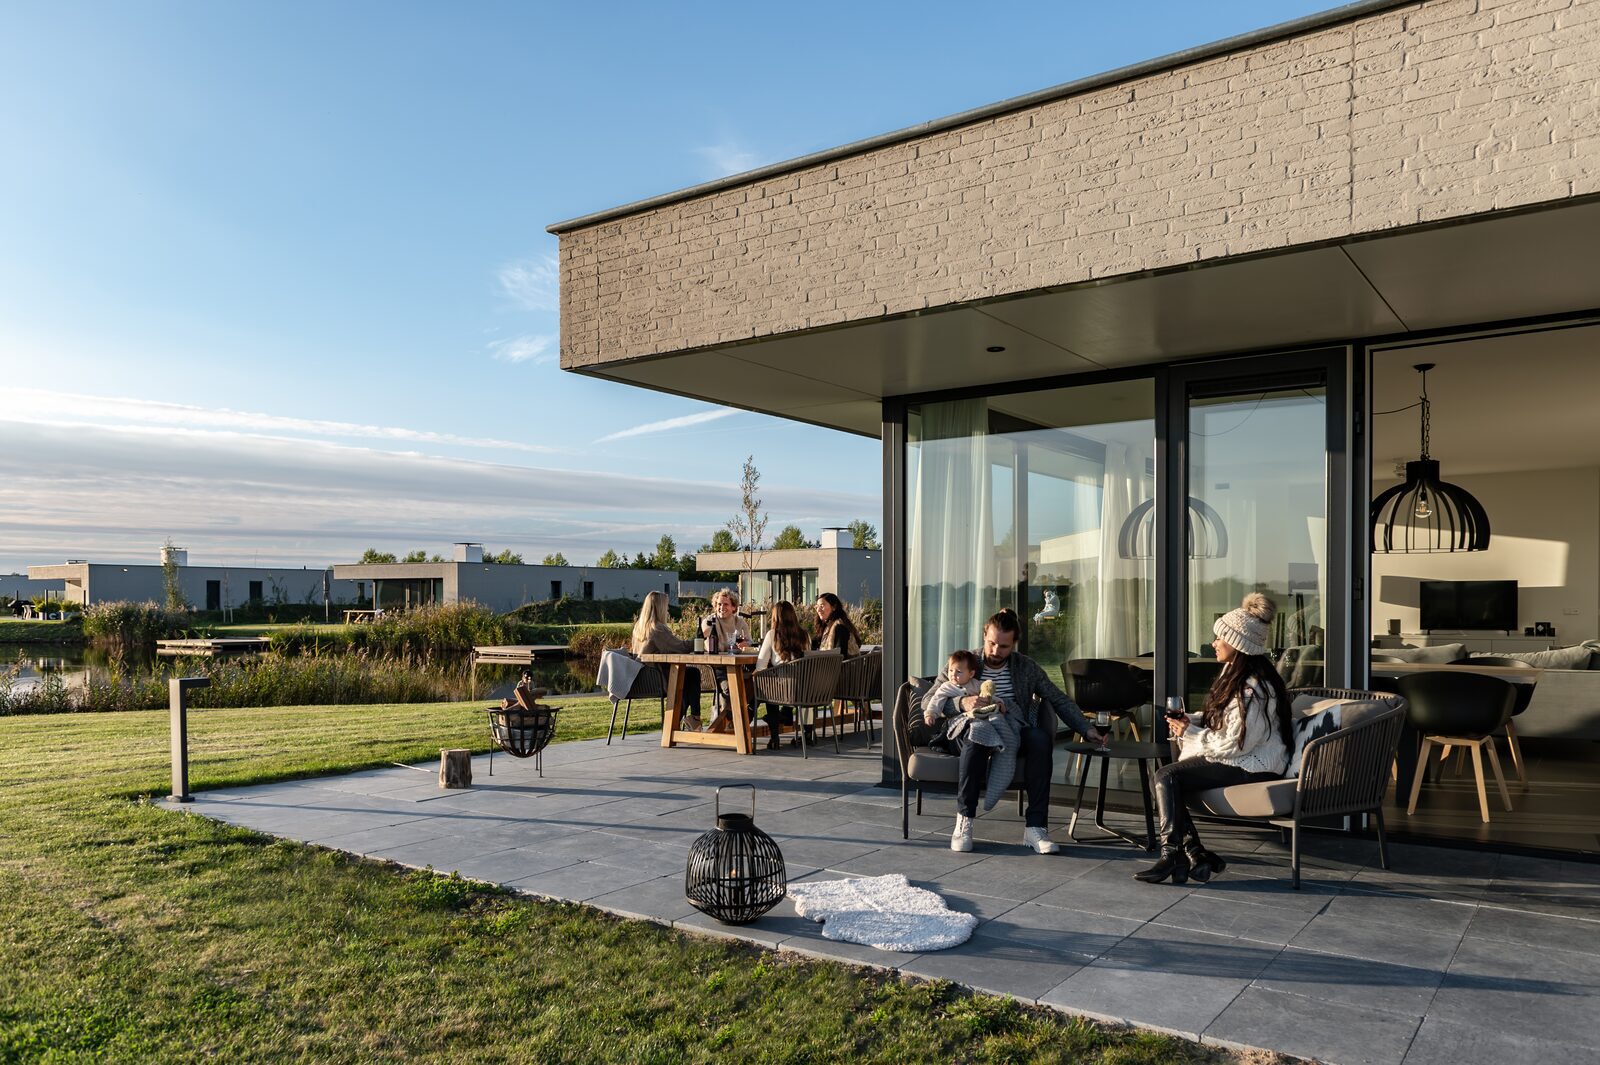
[640,651,761,756]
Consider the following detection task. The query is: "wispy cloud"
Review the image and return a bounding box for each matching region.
[496,254,560,312]
[6,388,559,454]
[696,140,762,177]
[487,333,557,365]
[595,408,740,443]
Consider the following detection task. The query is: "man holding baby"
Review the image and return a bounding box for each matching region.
[922,608,1105,854]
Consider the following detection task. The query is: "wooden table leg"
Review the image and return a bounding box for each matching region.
[661,665,685,748]
[727,668,755,755]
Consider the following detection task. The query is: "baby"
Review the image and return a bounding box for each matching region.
[924,650,1014,748]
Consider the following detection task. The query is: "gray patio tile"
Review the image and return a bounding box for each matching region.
[931,888,1024,924]
[1478,880,1600,921]
[831,839,990,881]
[1319,892,1477,938]
[452,847,583,885]
[768,836,895,873]
[1251,945,1446,1017]
[1427,935,1600,1050]
[673,908,792,949]
[971,901,1142,961]
[308,819,451,855]
[1463,904,1600,956]
[1185,873,1340,913]
[380,835,522,874]
[1288,912,1464,972]
[1151,894,1319,946]
[936,848,1114,906]
[1400,1015,1600,1065]
[586,874,699,925]
[510,861,665,903]
[1042,926,1279,1040]
[1031,862,1192,922]
[587,840,692,878]
[899,937,1087,1003]
[1206,986,1420,1065]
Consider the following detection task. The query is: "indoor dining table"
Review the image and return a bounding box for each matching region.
[639,650,760,755]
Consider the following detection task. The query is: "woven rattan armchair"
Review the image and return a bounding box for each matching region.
[751,653,843,758]
[605,663,667,745]
[1186,687,1407,889]
[834,651,883,749]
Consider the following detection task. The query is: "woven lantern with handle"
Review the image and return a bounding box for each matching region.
[685,785,787,925]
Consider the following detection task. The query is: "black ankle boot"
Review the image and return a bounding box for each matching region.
[1133,847,1190,885]
[1184,845,1226,882]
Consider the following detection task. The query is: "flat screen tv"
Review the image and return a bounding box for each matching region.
[1419,580,1518,632]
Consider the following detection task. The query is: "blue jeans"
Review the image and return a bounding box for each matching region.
[957,725,1053,827]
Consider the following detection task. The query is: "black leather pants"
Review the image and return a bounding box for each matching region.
[1152,757,1277,850]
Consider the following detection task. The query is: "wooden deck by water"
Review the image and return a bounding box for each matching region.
[156,637,272,657]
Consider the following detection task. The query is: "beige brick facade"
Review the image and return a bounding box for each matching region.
[558,0,1600,371]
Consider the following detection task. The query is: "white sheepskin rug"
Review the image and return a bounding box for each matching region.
[786,874,978,952]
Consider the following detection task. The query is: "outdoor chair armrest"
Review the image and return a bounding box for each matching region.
[1295,704,1406,820]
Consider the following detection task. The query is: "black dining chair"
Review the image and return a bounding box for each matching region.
[1396,671,1516,823]
[1061,659,1149,741]
[1449,656,1534,785]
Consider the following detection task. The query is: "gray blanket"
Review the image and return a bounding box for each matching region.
[943,702,1023,812]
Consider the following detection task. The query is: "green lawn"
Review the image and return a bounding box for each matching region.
[0,618,83,644]
[0,698,1234,1064]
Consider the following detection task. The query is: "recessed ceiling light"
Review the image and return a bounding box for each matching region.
[986,345,1005,353]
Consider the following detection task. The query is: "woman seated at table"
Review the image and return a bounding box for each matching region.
[755,600,811,750]
[630,590,704,731]
[702,587,751,732]
[1137,593,1292,886]
[811,592,862,657]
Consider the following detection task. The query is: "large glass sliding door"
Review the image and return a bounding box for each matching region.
[906,379,1156,678]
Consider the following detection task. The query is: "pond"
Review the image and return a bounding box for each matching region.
[0,644,604,702]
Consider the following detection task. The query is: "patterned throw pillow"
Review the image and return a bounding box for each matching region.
[904,675,938,748]
[1287,695,1342,777]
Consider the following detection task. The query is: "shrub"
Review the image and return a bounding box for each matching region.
[80,601,189,650]
[269,602,513,660]
[508,597,665,626]
[566,624,633,657]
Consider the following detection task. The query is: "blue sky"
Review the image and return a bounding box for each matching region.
[0,0,1335,571]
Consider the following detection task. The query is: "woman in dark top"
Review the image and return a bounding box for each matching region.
[811,592,862,657]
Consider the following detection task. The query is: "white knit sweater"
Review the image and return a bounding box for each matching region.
[1179,684,1289,776]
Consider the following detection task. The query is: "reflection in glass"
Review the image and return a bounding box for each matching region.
[1187,386,1327,694]
[907,381,1156,679]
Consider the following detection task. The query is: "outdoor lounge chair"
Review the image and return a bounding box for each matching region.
[1186,687,1406,888]
[892,680,1026,838]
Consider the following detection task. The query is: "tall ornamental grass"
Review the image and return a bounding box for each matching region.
[80,601,189,650]
[269,602,513,659]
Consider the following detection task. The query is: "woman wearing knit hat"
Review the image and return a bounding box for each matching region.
[1135,592,1294,885]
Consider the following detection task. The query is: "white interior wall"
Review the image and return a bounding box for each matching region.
[1371,466,1600,642]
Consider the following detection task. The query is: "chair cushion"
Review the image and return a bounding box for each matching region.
[903,675,939,748]
[1191,778,1298,818]
[907,747,1025,787]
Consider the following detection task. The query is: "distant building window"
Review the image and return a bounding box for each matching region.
[205,580,221,611]
[582,581,594,600]
[248,580,263,603]
[664,583,671,596]
[550,580,562,600]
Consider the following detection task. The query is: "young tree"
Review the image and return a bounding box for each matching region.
[359,548,398,564]
[595,549,625,568]
[160,538,188,611]
[726,455,770,605]
[484,548,524,565]
[771,524,810,550]
[846,518,880,550]
[541,552,569,566]
[650,534,678,571]
[631,551,649,569]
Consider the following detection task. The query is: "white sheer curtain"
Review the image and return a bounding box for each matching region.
[1094,440,1149,657]
[908,399,1000,675]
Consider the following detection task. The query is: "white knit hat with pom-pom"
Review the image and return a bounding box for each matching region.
[1213,593,1275,657]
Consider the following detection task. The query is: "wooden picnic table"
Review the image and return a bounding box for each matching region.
[640,651,761,756]
[343,609,378,624]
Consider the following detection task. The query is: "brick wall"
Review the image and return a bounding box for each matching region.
[560,0,1600,369]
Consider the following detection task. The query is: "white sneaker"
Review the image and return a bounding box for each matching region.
[682,714,702,732]
[950,814,974,852]
[1023,826,1060,854]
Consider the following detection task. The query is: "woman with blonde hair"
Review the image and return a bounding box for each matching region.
[755,600,811,749]
[630,590,702,730]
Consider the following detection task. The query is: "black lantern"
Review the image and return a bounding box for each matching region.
[1371,363,1491,553]
[1116,496,1229,560]
[486,703,559,777]
[685,785,786,925]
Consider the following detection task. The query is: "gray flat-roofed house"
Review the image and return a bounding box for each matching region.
[29,556,359,610]
[697,529,880,608]
[1,573,66,602]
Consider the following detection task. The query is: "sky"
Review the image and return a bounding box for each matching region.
[0,0,1337,572]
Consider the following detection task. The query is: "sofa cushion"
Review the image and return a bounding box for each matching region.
[1380,643,1466,664]
[1191,778,1298,818]
[1480,644,1595,670]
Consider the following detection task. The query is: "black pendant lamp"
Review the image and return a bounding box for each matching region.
[1116,496,1229,560]
[1371,363,1490,553]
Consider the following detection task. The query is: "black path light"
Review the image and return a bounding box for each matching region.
[1371,363,1491,553]
[685,785,787,925]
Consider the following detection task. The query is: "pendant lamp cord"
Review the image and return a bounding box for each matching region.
[1418,366,1431,460]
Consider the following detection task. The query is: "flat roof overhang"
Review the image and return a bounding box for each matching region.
[570,195,1600,436]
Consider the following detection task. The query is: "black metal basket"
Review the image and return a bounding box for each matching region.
[685,785,787,925]
[486,705,558,776]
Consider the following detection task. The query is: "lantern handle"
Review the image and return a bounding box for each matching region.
[714,784,756,820]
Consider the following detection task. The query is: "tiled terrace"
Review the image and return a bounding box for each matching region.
[168,736,1600,1065]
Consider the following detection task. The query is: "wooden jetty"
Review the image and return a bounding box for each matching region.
[156,637,272,658]
[468,644,569,698]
